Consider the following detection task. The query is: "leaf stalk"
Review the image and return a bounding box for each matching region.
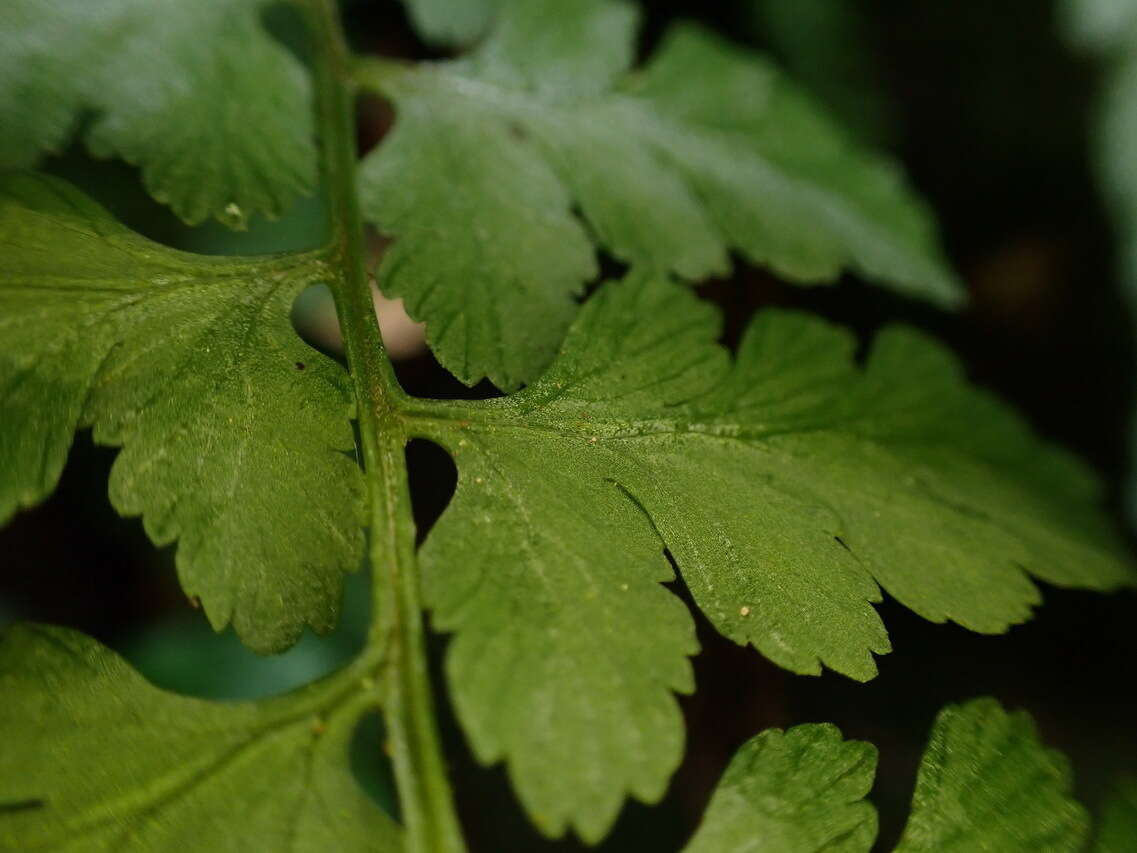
[305,1,466,849]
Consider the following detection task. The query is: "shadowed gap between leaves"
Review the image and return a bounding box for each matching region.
[405,438,458,547]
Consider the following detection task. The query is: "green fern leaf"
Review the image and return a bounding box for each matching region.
[687,699,1087,853]
[0,0,316,227]
[413,271,1132,838]
[359,0,963,388]
[683,725,877,853]
[0,624,401,851]
[895,698,1088,852]
[0,174,364,653]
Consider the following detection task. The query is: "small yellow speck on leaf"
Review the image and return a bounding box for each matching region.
[739,606,751,617]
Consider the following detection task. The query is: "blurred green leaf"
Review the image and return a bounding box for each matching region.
[1093,776,1137,852]
[399,0,499,44]
[747,0,896,144]
[687,699,1088,853]
[895,698,1089,852]
[0,0,316,226]
[0,623,401,851]
[359,0,962,389]
[1063,0,1137,51]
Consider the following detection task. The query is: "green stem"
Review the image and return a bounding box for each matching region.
[305,1,466,850]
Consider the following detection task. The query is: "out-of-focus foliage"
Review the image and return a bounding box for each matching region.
[360,0,962,389]
[1092,776,1137,851]
[0,623,402,852]
[746,0,896,144]
[685,699,1088,853]
[0,0,317,227]
[1063,0,1137,524]
[894,699,1088,851]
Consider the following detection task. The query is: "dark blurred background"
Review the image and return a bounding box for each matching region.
[2,1,1135,850]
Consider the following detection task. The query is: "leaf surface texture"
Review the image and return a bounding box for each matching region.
[0,174,365,653]
[417,271,1133,838]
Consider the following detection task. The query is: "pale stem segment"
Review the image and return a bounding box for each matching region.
[305,1,466,850]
